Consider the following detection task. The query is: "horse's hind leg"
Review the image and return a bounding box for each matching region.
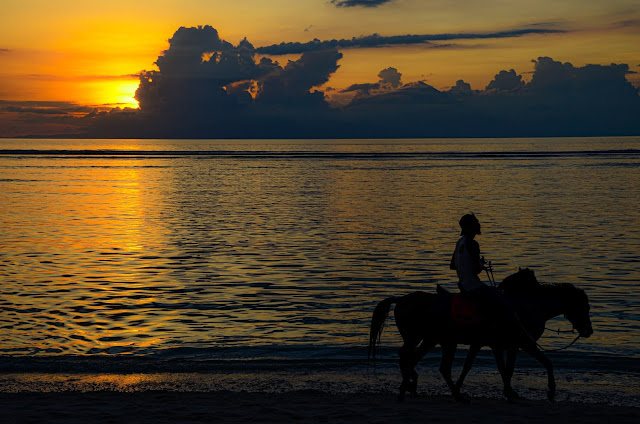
[406,339,437,396]
[454,344,481,395]
[398,340,419,401]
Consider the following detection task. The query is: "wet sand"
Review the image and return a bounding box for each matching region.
[1,391,638,424]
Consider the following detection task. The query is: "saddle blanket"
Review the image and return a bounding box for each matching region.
[451,295,481,325]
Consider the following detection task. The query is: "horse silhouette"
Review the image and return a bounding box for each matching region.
[368,269,593,402]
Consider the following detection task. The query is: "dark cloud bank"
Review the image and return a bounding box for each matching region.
[255,28,564,55]
[331,0,395,8]
[19,25,640,138]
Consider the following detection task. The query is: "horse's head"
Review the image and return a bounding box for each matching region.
[565,287,593,338]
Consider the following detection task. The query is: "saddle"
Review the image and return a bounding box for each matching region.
[436,284,481,326]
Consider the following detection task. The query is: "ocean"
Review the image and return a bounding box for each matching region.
[0,137,638,405]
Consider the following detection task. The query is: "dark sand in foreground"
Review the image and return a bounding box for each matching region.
[1,391,638,424]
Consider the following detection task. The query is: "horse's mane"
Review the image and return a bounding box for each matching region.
[498,268,539,293]
[537,282,586,299]
[499,269,587,303]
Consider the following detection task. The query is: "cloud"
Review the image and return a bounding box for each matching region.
[0,100,93,115]
[331,0,394,7]
[610,19,640,29]
[339,56,640,137]
[5,106,81,115]
[257,49,343,107]
[82,49,640,138]
[342,82,380,95]
[378,67,402,88]
[449,80,474,96]
[528,57,639,99]
[0,101,94,137]
[12,73,139,81]
[485,69,525,92]
[4,26,638,139]
[342,66,402,95]
[95,26,344,138]
[134,26,276,115]
[256,28,565,55]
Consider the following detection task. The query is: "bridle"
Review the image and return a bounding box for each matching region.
[488,262,585,352]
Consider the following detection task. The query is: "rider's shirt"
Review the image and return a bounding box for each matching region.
[452,235,484,292]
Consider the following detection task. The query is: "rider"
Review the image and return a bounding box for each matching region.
[450,213,533,341]
[450,213,485,293]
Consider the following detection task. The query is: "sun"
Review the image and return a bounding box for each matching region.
[82,78,140,109]
[108,80,141,109]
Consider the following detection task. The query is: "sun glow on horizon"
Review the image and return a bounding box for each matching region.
[83,78,140,109]
[111,80,141,109]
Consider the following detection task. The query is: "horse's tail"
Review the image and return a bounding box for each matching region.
[368,296,400,366]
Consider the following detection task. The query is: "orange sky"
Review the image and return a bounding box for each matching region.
[0,0,639,110]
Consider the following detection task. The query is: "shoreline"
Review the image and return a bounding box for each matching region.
[1,391,638,424]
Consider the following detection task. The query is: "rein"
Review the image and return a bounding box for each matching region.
[537,323,581,352]
[536,334,581,352]
[545,326,576,334]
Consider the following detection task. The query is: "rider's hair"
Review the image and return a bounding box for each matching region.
[459,213,478,235]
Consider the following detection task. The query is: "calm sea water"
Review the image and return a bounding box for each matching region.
[0,137,639,402]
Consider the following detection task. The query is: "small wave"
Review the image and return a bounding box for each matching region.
[1,149,639,160]
[0,346,637,374]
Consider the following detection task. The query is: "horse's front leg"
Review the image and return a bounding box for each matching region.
[491,347,517,402]
[501,347,521,401]
[454,344,481,395]
[439,342,467,402]
[521,345,555,402]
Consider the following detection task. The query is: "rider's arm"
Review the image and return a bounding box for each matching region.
[450,250,457,270]
[468,240,483,275]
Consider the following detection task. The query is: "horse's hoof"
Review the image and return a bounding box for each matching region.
[454,393,471,404]
[506,394,520,404]
[397,393,406,402]
[547,391,556,403]
[504,389,522,403]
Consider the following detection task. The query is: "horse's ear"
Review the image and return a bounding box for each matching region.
[519,267,522,271]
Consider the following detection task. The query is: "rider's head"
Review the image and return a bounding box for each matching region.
[459,213,481,236]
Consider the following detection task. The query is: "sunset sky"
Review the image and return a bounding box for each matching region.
[1,0,639,137]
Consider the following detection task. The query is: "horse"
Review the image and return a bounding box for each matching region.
[368,269,593,402]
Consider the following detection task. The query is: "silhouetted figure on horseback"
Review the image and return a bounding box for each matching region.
[451,213,485,292]
[450,213,533,345]
[368,214,593,403]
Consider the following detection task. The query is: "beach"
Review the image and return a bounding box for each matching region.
[2,390,638,424]
[1,366,638,423]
